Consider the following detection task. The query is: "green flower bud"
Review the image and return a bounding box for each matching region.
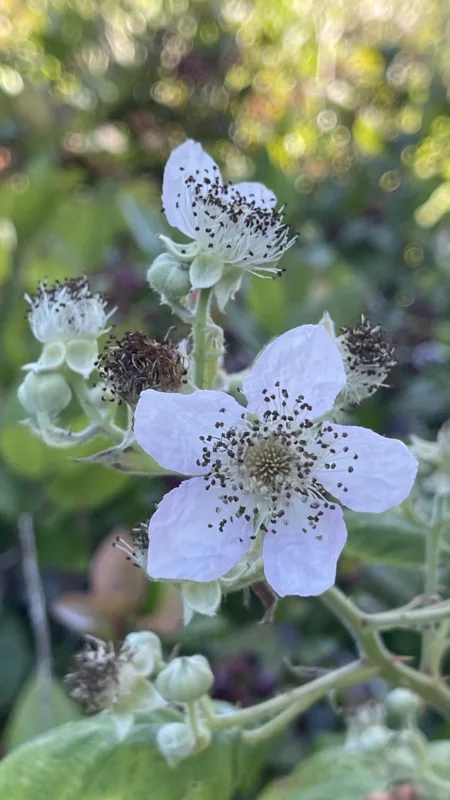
[156,722,196,766]
[155,655,214,703]
[147,253,192,300]
[18,371,72,416]
[359,725,393,753]
[386,688,421,719]
[123,631,163,677]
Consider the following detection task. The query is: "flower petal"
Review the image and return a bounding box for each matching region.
[263,501,347,597]
[243,325,346,418]
[229,182,277,209]
[134,389,244,475]
[315,423,418,512]
[147,478,253,582]
[162,140,222,239]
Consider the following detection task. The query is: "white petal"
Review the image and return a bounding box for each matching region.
[134,389,244,475]
[147,478,253,582]
[315,423,419,513]
[162,140,222,239]
[229,182,277,209]
[243,325,346,418]
[263,502,347,597]
[263,503,347,597]
[66,339,98,378]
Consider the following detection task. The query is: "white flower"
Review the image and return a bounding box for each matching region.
[410,420,450,496]
[134,325,417,597]
[160,140,295,306]
[321,312,396,406]
[24,277,114,378]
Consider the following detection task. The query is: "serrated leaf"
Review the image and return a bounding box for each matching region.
[74,444,174,475]
[0,713,244,800]
[257,746,384,800]
[4,674,81,751]
[345,511,425,568]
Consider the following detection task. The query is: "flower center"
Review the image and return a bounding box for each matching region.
[243,436,293,487]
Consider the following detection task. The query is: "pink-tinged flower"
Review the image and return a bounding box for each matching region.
[160,140,295,294]
[134,325,418,597]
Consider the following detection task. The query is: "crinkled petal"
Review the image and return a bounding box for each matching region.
[147,478,253,582]
[243,325,346,418]
[162,140,222,239]
[66,339,98,378]
[263,501,347,597]
[229,182,277,209]
[134,389,244,475]
[315,423,418,513]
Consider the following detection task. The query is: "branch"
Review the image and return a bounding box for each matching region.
[19,513,54,732]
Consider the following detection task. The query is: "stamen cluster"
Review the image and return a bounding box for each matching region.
[97,332,186,407]
[25,277,110,343]
[64,639,123,714]
[197,385,356,536]
[339,317,396,405]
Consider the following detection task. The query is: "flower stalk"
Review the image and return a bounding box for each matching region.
[69,372,125,445]
[192,288,213,389]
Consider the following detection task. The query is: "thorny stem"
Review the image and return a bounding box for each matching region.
[69,373,125,444]
[192,288,212,389]
[420,501,446,675]
[321,586,450,719]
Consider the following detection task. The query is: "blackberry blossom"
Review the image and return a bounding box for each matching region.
[160,140,295,299]
[24,277,114,377]
[134,325,417,597]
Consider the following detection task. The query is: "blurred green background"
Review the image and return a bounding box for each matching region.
[0,0,450,789]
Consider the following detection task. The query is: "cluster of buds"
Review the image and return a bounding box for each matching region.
[65,632,215,766]
[410,420,450,498]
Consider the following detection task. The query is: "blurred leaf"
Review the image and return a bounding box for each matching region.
[0,613,32,713]
[248,276,287,335]
[51,593,115,639]
[0,422,59,479]
[257,746,384,800]
[4,674,81,752]
[0,713,247,800]
[46,462,130,510]
[345,511,425,568]
[74,444,174,475]
[119,194,161,256]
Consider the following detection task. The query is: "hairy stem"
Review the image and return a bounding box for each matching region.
[192,288,212,389]
[322,586,450,718]
[208,660,377,735]
[69,373,124,444]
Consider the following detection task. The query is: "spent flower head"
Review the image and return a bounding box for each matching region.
[134,325,417,597]
[24,277,114,378]
[159,140,295,307]
[321,312,396,407]
[97,331,186,408]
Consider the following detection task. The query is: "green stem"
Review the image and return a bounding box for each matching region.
[368,600,450,631]
[208,660,376,734]
[420,521,443,675]
[321,586,450,719]
[69,373,124,444]
[192,288,212,389]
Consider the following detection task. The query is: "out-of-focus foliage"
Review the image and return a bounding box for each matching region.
[0,0,450,793]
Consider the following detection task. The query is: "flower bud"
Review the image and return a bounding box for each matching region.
[359,725,393,753]
[156,722,196,766]
[18,371,72,416]
[155,655,214,703]
[123,631,163,677]
[386,688,421,719]
[147,253,191,300]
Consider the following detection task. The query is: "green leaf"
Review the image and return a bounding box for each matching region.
[0,614,32,713]
[0,713,244,800]
[74,445,174,475]
[257,747,384,800]
[46,461,131,510]
[248,276,287,335]
[345,511,425,568]
[4,674,81,751]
